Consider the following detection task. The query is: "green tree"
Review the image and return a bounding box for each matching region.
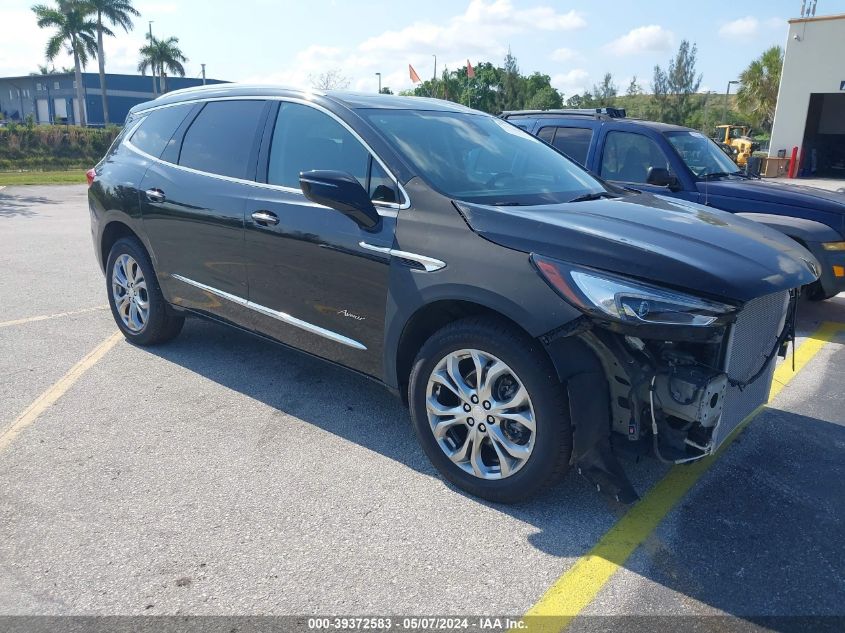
[665,40,702,124]
[138,33,187,94]
[32,0,98,126]
[525,85,562,110]
[650,64,669,121]
[500,48,522,110]
[592,72,617,105]
[88,0,139,125]
[736,46,783,132]
[626,76,642,97]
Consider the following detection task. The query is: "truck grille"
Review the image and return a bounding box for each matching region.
[712,290,790,448]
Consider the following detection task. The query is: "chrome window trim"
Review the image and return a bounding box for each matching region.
[358,241,446,272]
[171,274,367,351]
[127,95,410,211]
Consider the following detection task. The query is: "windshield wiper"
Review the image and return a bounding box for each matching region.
[701,171,744,181]
[568,191,614,203]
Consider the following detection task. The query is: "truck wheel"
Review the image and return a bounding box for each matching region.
[408,317,571,503]
[805,280,837,301]
[106,237,184,345]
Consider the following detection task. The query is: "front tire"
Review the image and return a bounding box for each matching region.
[106,237,184,345]
[408,317,571,503]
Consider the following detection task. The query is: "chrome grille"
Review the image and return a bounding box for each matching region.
[712,290,790,448]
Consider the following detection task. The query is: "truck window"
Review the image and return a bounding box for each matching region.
[600,131,671,184]
[538,126,593,166]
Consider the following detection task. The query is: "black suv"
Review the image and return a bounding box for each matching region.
[89,87,817,503]
[502,108,845,300]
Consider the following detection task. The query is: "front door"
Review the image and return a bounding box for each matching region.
[245,101,400,377]
[138,99,269,329]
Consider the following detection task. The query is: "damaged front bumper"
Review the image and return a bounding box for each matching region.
[544,289,797,504]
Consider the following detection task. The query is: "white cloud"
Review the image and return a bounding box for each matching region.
[551,69,590,95]
[550,47,579,63]
[244,1,587,92]
[719,16,759,38]
[605,25,674,56]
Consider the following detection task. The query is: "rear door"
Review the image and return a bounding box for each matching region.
[137,99,271,329]
[243,100,400,377]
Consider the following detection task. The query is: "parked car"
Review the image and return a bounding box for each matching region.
[502,108,845,300]
[88,88,817,503]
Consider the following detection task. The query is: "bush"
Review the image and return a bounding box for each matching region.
[0,124,120,172]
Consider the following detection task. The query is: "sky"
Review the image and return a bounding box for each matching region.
[4,0,845,97]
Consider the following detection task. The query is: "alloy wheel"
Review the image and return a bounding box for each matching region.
[425,349,536,479]
[112,253,149,332]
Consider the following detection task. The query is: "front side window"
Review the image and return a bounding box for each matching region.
[539,126,593,166]
[665,130,741,178]
[599,131,670,184]
[179,100,266,179]
[267,102,397,203]
[129,104,192,158]
[362,109,602,205]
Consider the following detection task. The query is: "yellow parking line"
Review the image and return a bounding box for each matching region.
[0,331,122,452]
[0,305,109,329]
[518,321,845,633]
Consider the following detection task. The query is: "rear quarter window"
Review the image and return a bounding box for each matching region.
[538,126,593,166]
[128,105,192,158]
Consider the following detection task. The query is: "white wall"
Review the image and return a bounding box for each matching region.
[769,14,845,156]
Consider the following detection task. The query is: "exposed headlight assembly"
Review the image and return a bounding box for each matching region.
[532,255,737,327]
[822,241,845,251]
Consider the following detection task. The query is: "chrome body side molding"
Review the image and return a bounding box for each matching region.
[358,242,446,272]
[171,274,367,350]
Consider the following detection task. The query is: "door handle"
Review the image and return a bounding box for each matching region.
[251,210,279,226]
[145,188,166,203]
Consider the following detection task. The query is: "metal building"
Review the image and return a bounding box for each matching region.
[0,72,226,127]
[769,12,845,177]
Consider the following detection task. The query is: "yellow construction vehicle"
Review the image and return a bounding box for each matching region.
[713,125,759,167]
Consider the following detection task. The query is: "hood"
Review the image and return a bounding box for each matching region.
[698,178,845,213]
[457,192,819,303]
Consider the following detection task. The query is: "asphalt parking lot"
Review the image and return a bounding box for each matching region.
[1,184,844,629]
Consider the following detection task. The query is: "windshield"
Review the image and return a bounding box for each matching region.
[361,109,604,205]
[665,130,741,178]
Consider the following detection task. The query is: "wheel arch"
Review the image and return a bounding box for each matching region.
[100,220,144,272]
[392,299,542,403]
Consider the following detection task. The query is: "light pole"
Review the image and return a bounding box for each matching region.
[723,80,739,123]
[148,21,156,96]
[375,72,381,93]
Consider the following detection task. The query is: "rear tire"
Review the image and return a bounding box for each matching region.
[106,237,184,345]
[805,281,836,301]
[408,316,571,503]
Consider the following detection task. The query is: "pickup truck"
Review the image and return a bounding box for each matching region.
[502,108,845,300]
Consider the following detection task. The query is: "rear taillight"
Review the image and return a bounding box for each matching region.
[86,168,96,187]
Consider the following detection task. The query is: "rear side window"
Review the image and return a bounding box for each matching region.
[179,100,266,179]
[540,126,593,166]
[128,105,191,158]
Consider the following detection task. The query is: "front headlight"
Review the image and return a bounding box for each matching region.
[822,241,845,251]
[532,255,737,327]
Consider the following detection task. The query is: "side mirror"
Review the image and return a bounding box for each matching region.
[646,166,680,190]
[299,170,380,231]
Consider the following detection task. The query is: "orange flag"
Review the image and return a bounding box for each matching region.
[466,59,475,79]
[409,64,421,83]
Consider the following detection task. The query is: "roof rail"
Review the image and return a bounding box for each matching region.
[500,107,627,119]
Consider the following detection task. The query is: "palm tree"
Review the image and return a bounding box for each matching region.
[88,0,139,126]
[138,34,187,95]
[32,0,98,126]
[736,46,784,132]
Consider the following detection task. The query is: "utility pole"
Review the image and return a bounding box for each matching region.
[148,21,156,97]
[375,72,381,93]
[723,80,739,123]
[432,54,437,98]
[201,64,206,85]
